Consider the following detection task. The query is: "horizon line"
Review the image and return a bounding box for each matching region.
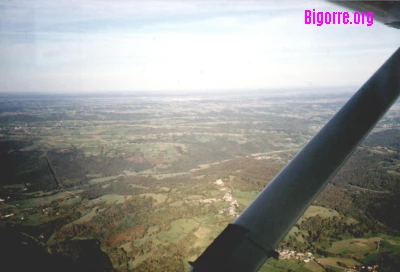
[0,86,359,96]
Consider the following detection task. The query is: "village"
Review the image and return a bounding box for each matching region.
[188,179,240,217]
[277,249,379,272]
[277,249,314,263]
[214,179,240,217]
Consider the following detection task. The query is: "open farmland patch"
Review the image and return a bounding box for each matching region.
[63,206,100,228]
[119,241,133,253]
[8,192,71,208]
[157,219,200,244]
[151,172,191,179]
[328,238,378,255]
[232,190,258,206]
[88,175,120,185]
[85,194,129,207]
[193,227,212,247]
[297,205,341,224]
[140,193,167,206]
[317,257,362,269]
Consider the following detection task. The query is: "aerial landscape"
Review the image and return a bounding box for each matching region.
[1,0,400,271]
[1,90,400,271]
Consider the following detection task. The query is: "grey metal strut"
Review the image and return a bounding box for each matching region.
[189,47,400,272]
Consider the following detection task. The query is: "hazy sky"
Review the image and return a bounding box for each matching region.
[0,0,399,93]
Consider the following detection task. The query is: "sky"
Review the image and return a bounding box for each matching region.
[0,0,399,93]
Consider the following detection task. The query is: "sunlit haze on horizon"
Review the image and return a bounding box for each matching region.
[0,0,399,94]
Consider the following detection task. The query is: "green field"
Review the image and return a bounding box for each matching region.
[63,207,99,228]
[9,192,71,208]
[259,264,285,272]
[85,194,131,207]
[298,205,341,224]
[140,193,167,206]
[329,237,377,255]
[157,219,200,244]
[59,197,81,206]
[88,175,120,185]
[302,261,324,272]
[22,213,63,227]
[4,184,25,189]
[317,257,362,269]
[232,190,258,206]
[328,235,400,259]
[151,172,191,179]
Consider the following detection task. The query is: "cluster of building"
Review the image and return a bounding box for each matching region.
[0,196,12,203]
[0,202,60,225]
[214,179,239,217]
[42,207,60,216]
[1,213,14,220]
[278,249,380,272]
[13,126,35,135]
[214,179,224,186]
[254,156,272,160]
[352,265,379,272]
[278,249,314,263]
[222,192,239,216]
[199,198,218,204]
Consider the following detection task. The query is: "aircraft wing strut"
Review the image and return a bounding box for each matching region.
[189,46,400,272]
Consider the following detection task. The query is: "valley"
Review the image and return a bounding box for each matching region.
[1,91,400,271]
